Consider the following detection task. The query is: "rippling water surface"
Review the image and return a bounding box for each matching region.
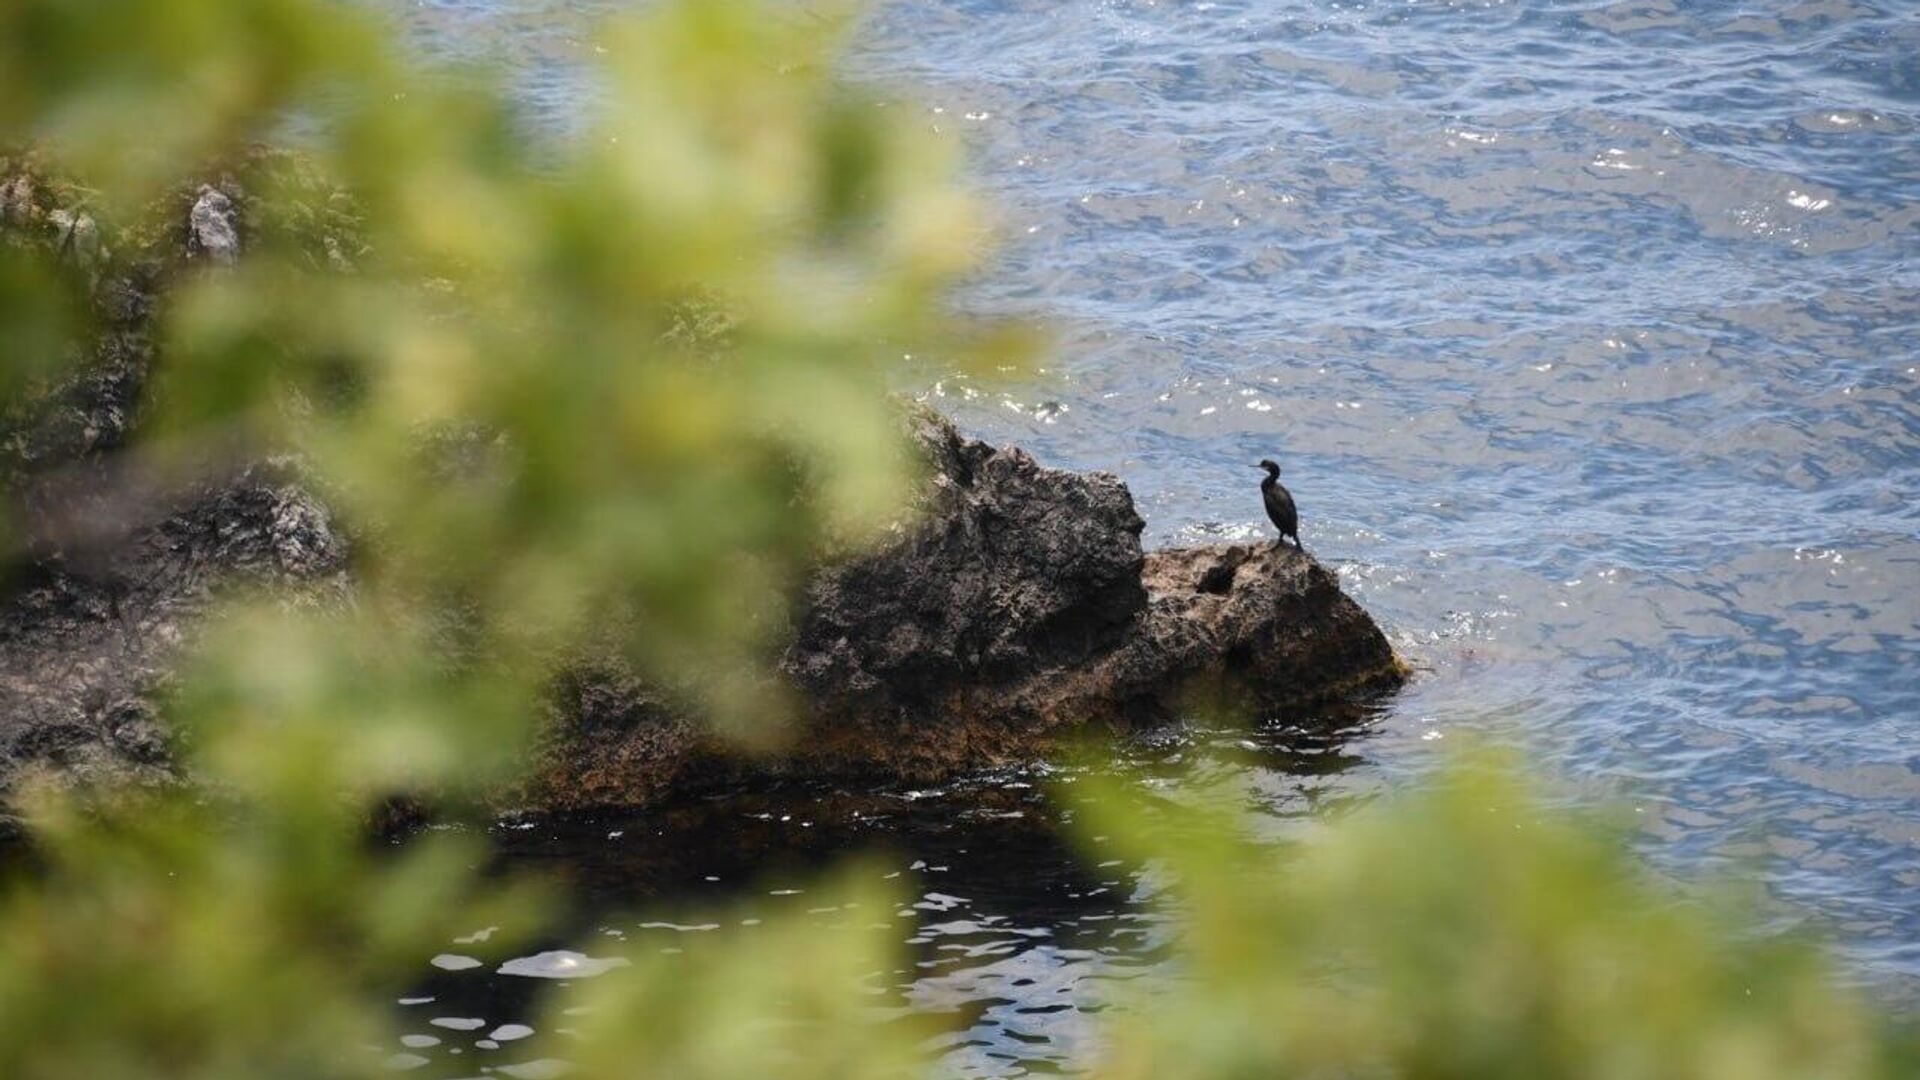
[387,1,1918,1075]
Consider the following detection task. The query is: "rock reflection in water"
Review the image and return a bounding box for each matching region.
[393,720,1374,1078]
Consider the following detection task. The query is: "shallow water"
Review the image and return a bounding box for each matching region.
[387,1,1918,1075]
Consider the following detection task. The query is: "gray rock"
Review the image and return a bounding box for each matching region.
[47,209,101,268]
[783,406,1147,729]
[186,185,240,266]
[1120,541,1404,713]
[2,173,164,484]
[776,416,1402,767]
[0,173,33,226]
[0,464,350,832]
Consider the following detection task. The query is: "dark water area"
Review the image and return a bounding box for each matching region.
[386,0,1918,1075]
[405,782,1152,1079]
[387,723,1359,1078]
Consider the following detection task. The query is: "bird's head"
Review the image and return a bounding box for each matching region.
[1255,459,1281,477]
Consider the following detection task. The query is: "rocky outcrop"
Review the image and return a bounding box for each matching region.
[779,412,1402,763]
[523,411,1404,811]
[0,464,350,831]
[785,410,1148,733]
[0,163,1403,824]
[1124,543,1404,711]
[186,186,241,266]
[0,158,353,831]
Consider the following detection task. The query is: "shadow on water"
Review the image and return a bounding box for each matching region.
[386,703,1390,1079]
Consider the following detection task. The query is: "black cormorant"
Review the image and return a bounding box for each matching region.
[1256,459,1301,550]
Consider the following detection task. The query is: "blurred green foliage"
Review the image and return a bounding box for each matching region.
[1082,751,1916,1080]
[0,2,1913,1079]
[5,0,1009,742]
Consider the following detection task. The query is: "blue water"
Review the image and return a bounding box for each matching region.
[387,1,1919,1075]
